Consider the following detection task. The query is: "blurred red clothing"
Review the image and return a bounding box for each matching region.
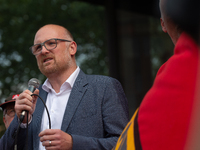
[113,32,200,150]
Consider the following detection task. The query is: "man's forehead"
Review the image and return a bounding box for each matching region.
[34,26,65,43]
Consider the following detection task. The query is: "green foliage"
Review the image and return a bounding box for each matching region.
[0,0,107,98]
[0,111,5,137]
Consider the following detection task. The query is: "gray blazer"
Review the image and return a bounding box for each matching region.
[1,70,129,150]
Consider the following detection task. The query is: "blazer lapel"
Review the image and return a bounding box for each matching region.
[32,87,48,149]
[61,70,88,132]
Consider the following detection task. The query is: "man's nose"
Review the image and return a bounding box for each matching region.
[41,45,49,54]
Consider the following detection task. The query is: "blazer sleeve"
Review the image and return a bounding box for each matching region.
[0,115,27,150]
[71,77,129,150]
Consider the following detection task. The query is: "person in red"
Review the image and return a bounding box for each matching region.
[0,94,19,129]
[113,0,200,149]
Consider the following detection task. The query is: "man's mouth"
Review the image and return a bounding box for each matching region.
[43,58,53,63]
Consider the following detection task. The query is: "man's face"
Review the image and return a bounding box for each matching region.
[34,25,73,77]
[3,103,15,129]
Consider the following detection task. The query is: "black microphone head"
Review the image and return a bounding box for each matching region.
[28,78,40,89]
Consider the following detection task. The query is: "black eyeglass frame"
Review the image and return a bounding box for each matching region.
[29,38,72,55]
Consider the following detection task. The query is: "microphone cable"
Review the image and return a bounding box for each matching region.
[14,93,51,150]
[31,94,51,129]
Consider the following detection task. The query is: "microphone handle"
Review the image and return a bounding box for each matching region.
[20,86,36,122]
[28,86,36,93]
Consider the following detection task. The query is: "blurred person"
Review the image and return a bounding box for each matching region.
[0,94,19,129]
[1,24,129,150]
[0,94,19,150]
[113,0,200,149]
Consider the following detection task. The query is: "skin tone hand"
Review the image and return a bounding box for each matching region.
[15,89,39,123]
[39,129,73,150]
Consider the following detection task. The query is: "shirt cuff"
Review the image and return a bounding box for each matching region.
[19,115,32,128]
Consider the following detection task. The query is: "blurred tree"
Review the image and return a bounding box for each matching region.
[0,112,5,137]
[0,0,107,99]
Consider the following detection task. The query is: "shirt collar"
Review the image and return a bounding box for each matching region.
[42,67,80,93]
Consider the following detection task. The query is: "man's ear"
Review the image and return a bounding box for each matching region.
[160,18,167,33]
[69,41,77,56]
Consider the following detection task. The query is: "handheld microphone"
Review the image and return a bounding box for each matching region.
[20,78,40,122]
[28,78,40,93]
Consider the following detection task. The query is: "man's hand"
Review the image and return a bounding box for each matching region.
[39,129,73,150]
[15,89,39,123]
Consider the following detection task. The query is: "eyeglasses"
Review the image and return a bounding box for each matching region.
[29,38,72,56]
[4,109,15,117]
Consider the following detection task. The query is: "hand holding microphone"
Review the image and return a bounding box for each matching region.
[15,78,40,123]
